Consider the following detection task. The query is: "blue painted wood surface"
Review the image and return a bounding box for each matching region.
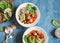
[0,0,60,43]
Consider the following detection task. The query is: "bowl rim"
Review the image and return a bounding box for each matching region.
[22,26,48,43]
[15,2,41,27]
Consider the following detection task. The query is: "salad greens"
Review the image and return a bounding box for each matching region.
[0,0,13,22]
[0,0,13,12]
[24,35,29,43]
[19,13,25,22]
[24,35,42,43]
[0,27,4,32]
[27,4,36,14]
[4,8,13,17]
[7,2,13,9]
[3,13,9,20]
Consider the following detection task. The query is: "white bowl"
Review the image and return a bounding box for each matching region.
[15,3,40,27]
[55,28,60,38]
[23,26,48,43]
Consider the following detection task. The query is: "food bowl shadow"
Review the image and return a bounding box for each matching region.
[13,26,27,43]
[51,29,57,38]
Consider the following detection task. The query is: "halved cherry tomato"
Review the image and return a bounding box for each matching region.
[30,30,37,36]
[28,33,32,36]
[34,14,37,18]
[29,18,35,23]
[27,21,30,24]
[31,14,37,18]
[26,14,31,19]
[36,35,40,38]
[31,14,35,18]
[39,33,44,38]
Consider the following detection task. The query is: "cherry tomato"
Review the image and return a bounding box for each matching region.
[35,14,37,18]
[24,20,27,24]
[31,14,37,18]
[36,35,40,38]
[29,18,34,23]
[28,33,32,36]
[39,33,44,38]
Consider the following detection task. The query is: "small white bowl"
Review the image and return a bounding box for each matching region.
[15,3,40,27]
[23,26,48,43]
[55,28,60,38]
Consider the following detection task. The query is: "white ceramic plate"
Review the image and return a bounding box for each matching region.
[23,26,48,43]
[15,3,40,27]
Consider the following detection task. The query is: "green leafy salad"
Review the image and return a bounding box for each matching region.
[0,0,13,23]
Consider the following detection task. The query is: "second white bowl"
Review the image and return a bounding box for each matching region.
[23,26,48,43]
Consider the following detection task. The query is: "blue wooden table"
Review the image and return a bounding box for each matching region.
[0,0,60,43]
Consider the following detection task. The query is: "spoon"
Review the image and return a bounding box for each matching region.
[3,25,16,43]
